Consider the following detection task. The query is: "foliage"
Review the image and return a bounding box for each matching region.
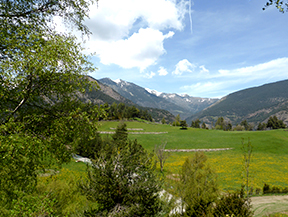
[161,117,166,124]
[187,80,288,126]
[213,186,254,217]
[240,119,253,131]
[201,122,207,129]
[180,120,188,130]
[263,0,288,12]
[0,0,102,211]
[105,102,153,121]
[191,119,201,128]
[257,122,267,131]
[176,152,218,216]
[99,121,288,190]
[241,138,253,202]
[81,123,164,216]
[233,125,245,131]
[154,141,170,172]
[215,117,225,130]
[267,115,286,129]
[263,183,288,194]
[173,114,181,126]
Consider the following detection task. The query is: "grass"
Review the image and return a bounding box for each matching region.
[97,121,288,191]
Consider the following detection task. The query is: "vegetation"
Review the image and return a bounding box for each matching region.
[186,79,288,126]
[154,142,170,172]
[0,0,102,213]
[80,123,164,216]
[263,0,288,13]
[176,152,218,216]
[98,121,288,191]
[104,102,153,122]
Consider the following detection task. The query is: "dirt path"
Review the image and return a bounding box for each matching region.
[251,195,288,216]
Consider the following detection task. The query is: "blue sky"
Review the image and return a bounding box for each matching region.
[74,0,288,98]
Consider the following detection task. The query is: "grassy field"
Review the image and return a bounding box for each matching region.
[97,121,288,191]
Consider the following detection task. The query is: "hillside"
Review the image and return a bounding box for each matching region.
[82,76,175,122]
[99,78,218,119]
[186,79,288,126]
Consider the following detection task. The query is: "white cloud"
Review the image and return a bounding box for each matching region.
[144,71,156,79]
[172,59,196,75]
[181,81,227,98]
[216,57,288,81]
[158,66,168,76]
[199,65,209,73]
[81,0,187,70]
[92,28,174,70]
[180,57,288,97]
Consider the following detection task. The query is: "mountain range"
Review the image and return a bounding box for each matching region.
[98,78,218,119]
[186,79,288,127]
[85,76,288,127]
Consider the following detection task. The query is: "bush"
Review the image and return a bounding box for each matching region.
[213,187,254,217]
[255,188,261,195]
[263,183,270,194]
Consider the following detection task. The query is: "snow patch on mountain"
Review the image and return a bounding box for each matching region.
[145,88,162,96]
[113,78,121,84]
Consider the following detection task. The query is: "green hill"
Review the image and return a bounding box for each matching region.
[186,79,288,126]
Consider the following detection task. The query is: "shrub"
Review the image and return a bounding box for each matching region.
[263,183,270,194]
[255,188,261,195]
[213,187,254,217]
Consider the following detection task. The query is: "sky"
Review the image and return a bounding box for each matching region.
[66,0,288,98]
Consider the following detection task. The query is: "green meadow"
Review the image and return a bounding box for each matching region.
[97,121,288,191]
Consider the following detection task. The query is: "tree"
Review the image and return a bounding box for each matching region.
[257,122,267,131]
[81,123,163,216]
[173,114,181,126]
[215,117,225,130]
[266,115,286,129]
[214,186,253,217]
[154,142,170,172]
[242,138,253,203]
[201,122,206,129]
[191,119,201,128]
[176,152,218,216]
[241,120,249,130]
[161,117,166,124]
[263,0,288,13]
[180,120,188,130]
[0,0,100,211]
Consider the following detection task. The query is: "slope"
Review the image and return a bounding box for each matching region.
[186,79,288,126]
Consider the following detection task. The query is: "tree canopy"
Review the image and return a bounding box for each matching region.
[0,0,101,212]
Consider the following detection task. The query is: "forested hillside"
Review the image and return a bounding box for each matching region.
[187,79,288,126]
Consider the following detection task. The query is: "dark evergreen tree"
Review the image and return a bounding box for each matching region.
[81,123,163,216]
[191,119,201,128]
[266,116,286,129]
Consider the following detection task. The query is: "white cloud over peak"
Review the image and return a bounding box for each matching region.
[158,66,168,76]
[172,59,196,75]
[82,0,187,70]
[92,28,174,70]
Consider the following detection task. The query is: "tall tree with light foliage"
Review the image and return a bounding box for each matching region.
[0,0,102,213]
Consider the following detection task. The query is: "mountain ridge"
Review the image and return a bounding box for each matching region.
[98,77,218,119]
[186,79,288,127]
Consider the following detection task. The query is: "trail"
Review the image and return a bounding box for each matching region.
[251,195,288,216]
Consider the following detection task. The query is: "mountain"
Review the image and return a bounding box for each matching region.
[186,79,288,127]
[99,78,218,119]
[145,89,218,116]
[81,76,175,122]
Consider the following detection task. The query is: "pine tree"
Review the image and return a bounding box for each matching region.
[81,123,163,216]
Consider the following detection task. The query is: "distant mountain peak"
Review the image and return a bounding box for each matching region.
[145,88,163,97]
[113,78,121,84]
